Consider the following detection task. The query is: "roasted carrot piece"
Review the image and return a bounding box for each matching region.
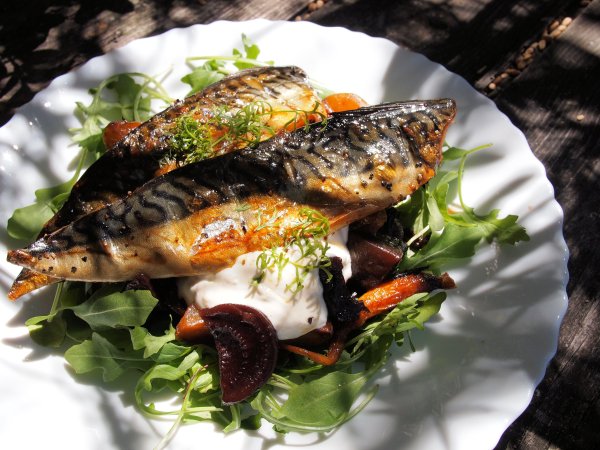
[102,120,142,149]
[280,328,350,366]
[281,272,455,365]
[358,272,455,323]
[175,303,211,342]
[323,93,368,113]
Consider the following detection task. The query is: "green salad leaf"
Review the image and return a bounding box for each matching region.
[65,332,151,382]
[264,369,377,431]
[181,62,227,97]
[69,285,158,330]
[398,144,529,272]
[183,33,271,96]
[398,224,485,272]
[25,282,158,347]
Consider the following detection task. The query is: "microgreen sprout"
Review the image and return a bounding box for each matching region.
[168,100,327,165]
[252,207,331,293]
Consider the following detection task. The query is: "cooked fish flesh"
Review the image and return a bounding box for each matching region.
[7,99,456,285]
[9,66,325,299]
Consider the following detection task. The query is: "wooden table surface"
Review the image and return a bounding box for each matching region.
[1,1,598,448]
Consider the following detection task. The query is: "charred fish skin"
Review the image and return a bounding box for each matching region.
[8,66,323,300]
[46,66,322,232]
[7,99,456,284]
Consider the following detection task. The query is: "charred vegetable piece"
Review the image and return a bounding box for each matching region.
[199,304,278,404]
[347,232,404,292]
[282,271,455,366]
[175,303,210,342]
[319,256,364,324]
[281,331,349,367]
[7,99,456,284]
[358,272,455,322]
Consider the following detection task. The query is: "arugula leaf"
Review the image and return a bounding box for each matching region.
[278,370,371,427]
[7,201,54,241]
[349,292,447,356]
[451,144,529,244]
[69,285,157,330]
[25,282,87,347]
[26,283,158,349]
[441,146,470,160]
[395,188,426,231]
[472,209,529,245]
[70,116,106,161]
[137,351,200,395]
[182,34,271,96]
[130,325,182,359]
[65,332,151,382]
[181,66,226,96]
[397,144,529,271]
[7,174,81,241]
[233,34,261,69]
[356,333,394,373]
[399,224,484,272]
[25,314,67,348]
[111,74,154,121]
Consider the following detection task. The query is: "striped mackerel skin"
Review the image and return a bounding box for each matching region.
[7,99,456,283]
[51,66,324,230]
[9,66,324,299]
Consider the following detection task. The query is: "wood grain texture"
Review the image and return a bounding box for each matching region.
[0,0,309,125]
[492,1,600,448]
[310,0,585,89]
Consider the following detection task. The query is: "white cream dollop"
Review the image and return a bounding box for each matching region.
[177,228,352,340]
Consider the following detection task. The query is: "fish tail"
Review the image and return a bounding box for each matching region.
[7,250,41,270]
[7,269,58,300]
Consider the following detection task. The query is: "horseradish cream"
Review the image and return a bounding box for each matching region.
[177,228,352,340]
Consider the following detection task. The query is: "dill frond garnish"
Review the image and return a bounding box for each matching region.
[169,101,273,164]
[288,101,329,132]
[170,116,213,164]
[212,101,275,148]
[252,207,332,294]
[168,101,328,166]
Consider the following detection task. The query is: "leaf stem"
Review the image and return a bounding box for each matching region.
[154,365,206,450]
[46,282,64,323]
[186,55,271,67]
[405,224,430,248]
[457,143,493,211]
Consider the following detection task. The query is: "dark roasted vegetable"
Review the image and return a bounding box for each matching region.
[199,304,278,404]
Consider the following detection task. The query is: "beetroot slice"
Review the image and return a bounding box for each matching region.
[199,303,278,404]
[347,232,404,292]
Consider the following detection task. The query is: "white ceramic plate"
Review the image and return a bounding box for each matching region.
[0,20,568,450]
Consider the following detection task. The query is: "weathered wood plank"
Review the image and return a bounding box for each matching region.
[492,1,600,447]
[0,0,310,125]
[310,0,584,88]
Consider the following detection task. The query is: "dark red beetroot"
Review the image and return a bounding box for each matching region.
[347,232,404,292]
[199,304,278,404]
